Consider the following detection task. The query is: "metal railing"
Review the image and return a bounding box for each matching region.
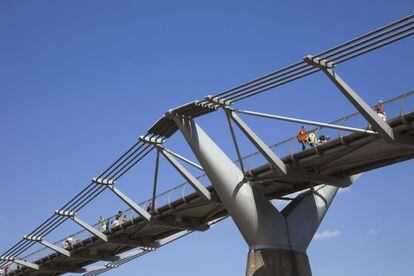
[241,90,414,170]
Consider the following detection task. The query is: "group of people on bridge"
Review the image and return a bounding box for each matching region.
[98,210,129,232]
[297,100,387,151]
[297,126,331,151]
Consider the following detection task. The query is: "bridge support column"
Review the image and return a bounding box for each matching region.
[246,248,311,276]
[173,116,344,276]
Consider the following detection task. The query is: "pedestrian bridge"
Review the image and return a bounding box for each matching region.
[1,13,413,276]
[3,90,414,276]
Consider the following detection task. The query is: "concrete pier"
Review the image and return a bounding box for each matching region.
[247,249,311,276]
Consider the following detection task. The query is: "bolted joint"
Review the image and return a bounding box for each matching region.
[303,55,336,69]
[105,263,119,268]
[141,246,156,252]
[165,110,192,120]
[92,178,116,186]
[55,210,76,217]
[194,99,221,110]
[0,256,15,262]
[23,235,43,242]
[139,135,164,145]
[204,95,233,108]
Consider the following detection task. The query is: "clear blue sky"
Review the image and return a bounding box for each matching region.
[0,1,413,275]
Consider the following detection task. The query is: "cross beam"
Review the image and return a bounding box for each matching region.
[150,216,210,232]
[162,148,204,171]
[86,219,225,275]
[22,235,141,262]
[32,265,94,273]
[71,253,117,262]
[234,109,377,134]
[251,169,354,188]
[0,260,102,274]
[109,236,159,248]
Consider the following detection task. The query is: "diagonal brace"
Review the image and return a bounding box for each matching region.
[304,55,394,141]
[55,210,108,242]
[93,178,151,221]
[73,216,108,242]
[157,147,212,201]
[226,111,247,174]
[0,256,39,271]
[24,235,71,257]
[226,109,287,175]
[162,148,204,171]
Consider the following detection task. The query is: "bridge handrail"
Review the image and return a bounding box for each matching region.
[241,89,414,163]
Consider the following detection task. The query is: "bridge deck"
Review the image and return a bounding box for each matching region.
[9,112,414,276]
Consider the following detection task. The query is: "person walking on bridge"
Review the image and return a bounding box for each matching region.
[308,131,317,147]
[374,100,387,121]
[298,125,308,150]
[99,216,107,231]
[2,265,8,275]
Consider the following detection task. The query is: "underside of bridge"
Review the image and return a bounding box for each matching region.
[5,111,414,276]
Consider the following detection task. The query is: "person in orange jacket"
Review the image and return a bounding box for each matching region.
[297,125,308,150]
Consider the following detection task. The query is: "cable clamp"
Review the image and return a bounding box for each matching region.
[23,235,43,242]
[105,264,119,268]
[55,210,76,217]
[303,55,336,69]
[139,135,164,145]
[92,178,116,186]
[204,95,233,108]
[0,256,15,262]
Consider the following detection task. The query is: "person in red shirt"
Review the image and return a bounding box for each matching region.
[3,265,9,275]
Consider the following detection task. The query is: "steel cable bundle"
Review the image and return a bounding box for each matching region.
[208,13,414,103]
[0,140,155,267]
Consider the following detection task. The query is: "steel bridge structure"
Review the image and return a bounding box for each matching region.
[1,13,414,276]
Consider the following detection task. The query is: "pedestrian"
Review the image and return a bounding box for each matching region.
[63,236,75,249]
[62,239,69,249]
[297,126,308,150]
[99,216,107,231]
[308,131,317,147]
[115,211,123,224]
[2,265,8,275]
[318,135,327,144]
[111,219,120,228]
[146,202,152,213]
[374,100,387,121]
